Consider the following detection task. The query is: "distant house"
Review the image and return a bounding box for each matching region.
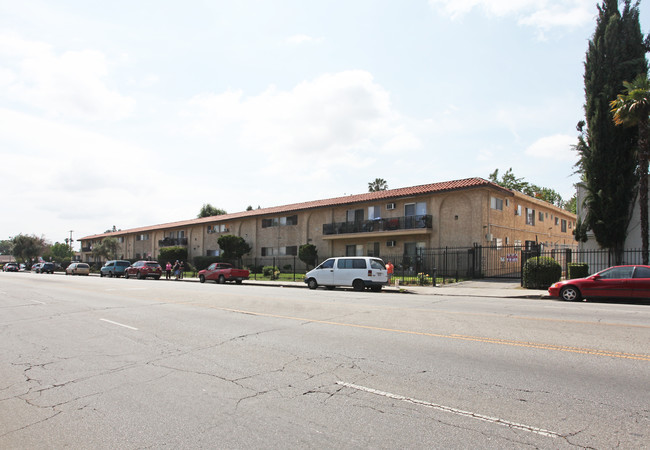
[79,177,577,264]
[0,255,17,264]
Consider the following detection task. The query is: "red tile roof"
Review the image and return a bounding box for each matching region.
[80,177,510,240]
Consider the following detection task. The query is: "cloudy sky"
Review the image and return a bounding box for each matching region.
[1,0,647,246]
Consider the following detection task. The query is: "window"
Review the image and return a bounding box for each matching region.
[337,259,367,269]
[347,209,364,223]
[345,244,363,256]
[136,234,149,241]
[405,202,427,216]
[367,242,380,257]
[599,266,634,279]
[561,219,567,232]
[634,266,650,278]
[320,259,334,269]
[490,197,503,211]
[555,217,559,226]
[526,208,535,226]
[515,205,522,216]
[368,205,381,220]
[505,199,510,207]
[538,211,544,222]
[285,245,298,256]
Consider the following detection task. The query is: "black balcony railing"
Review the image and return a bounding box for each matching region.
[158,237,188,247]
[323,214,432,236]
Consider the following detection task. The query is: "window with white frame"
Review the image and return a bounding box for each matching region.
[368,205,381,220]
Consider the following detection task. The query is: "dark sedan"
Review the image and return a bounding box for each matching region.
[548,265,650,301]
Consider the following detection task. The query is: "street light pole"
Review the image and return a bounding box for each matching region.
[69,230,74,253]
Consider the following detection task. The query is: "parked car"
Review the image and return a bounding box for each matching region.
[125,261,162,280]
[3,262,19,272]
[304,256,388,291]
[33,262,55,274]
[198,262,249,284]
[548,265,650,301]
[66,262,90,276]
[100,260,131,277]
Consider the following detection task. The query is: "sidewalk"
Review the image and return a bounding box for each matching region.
[178,276,550,299]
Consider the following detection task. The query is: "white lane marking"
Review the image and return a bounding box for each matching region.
[336,381,561,439]
[100,318,139,330]
[30,299,46,305]
[105,288,146,291]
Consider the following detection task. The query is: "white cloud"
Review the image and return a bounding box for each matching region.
[179,70,422,178]
[0,32,135,121]
[428,0,593,32]
[525,133,576,161]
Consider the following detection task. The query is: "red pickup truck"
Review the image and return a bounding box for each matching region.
[198,262,249,284]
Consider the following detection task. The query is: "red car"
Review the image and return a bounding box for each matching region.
[124,261,162,280]
[548,265,650,301]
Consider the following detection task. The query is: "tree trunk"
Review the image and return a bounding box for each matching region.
[639,118,649,265]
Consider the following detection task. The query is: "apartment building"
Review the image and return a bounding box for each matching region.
[79,177,577,263]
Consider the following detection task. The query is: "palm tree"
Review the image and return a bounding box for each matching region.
[610,74,650,264]
[368,178,388,192]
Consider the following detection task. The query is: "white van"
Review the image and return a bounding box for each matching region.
[304,257,388,291]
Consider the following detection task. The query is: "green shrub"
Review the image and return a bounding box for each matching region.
[522,256,561,289]
[262,265,279,279]
[567,263,589,280]
[158,247,188,265]
[193,256,222,271]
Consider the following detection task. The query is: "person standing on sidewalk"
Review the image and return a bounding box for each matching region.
[165,261,172,280]
[386,261,394,284]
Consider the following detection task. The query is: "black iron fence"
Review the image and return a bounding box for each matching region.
[232,246,646,284]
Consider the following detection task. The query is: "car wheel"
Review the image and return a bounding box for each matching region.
[352,279,365,291]
[100,272,104,277]
[235,280,243,284]
[124,272,129,279]
[218,275,226,284]
[109,272,114,278]
[307,278,318,290]
[138,272,145,280]
[560,285,581,302]
[154,276,161,280]
[199,275,205,283]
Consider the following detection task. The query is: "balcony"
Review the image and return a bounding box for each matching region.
[323,215,432,237]
[158,237,188,247]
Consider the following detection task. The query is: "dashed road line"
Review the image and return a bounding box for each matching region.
[100,318,138,330]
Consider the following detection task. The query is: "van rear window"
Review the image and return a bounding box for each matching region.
[337,259,367,269]
[117,261,130,267]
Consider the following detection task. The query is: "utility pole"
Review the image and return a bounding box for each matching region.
[69,230,74,252]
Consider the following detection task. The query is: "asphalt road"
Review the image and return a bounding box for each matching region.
[1,272,648,449]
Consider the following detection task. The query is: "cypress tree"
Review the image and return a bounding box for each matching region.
[577,0,648,261]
